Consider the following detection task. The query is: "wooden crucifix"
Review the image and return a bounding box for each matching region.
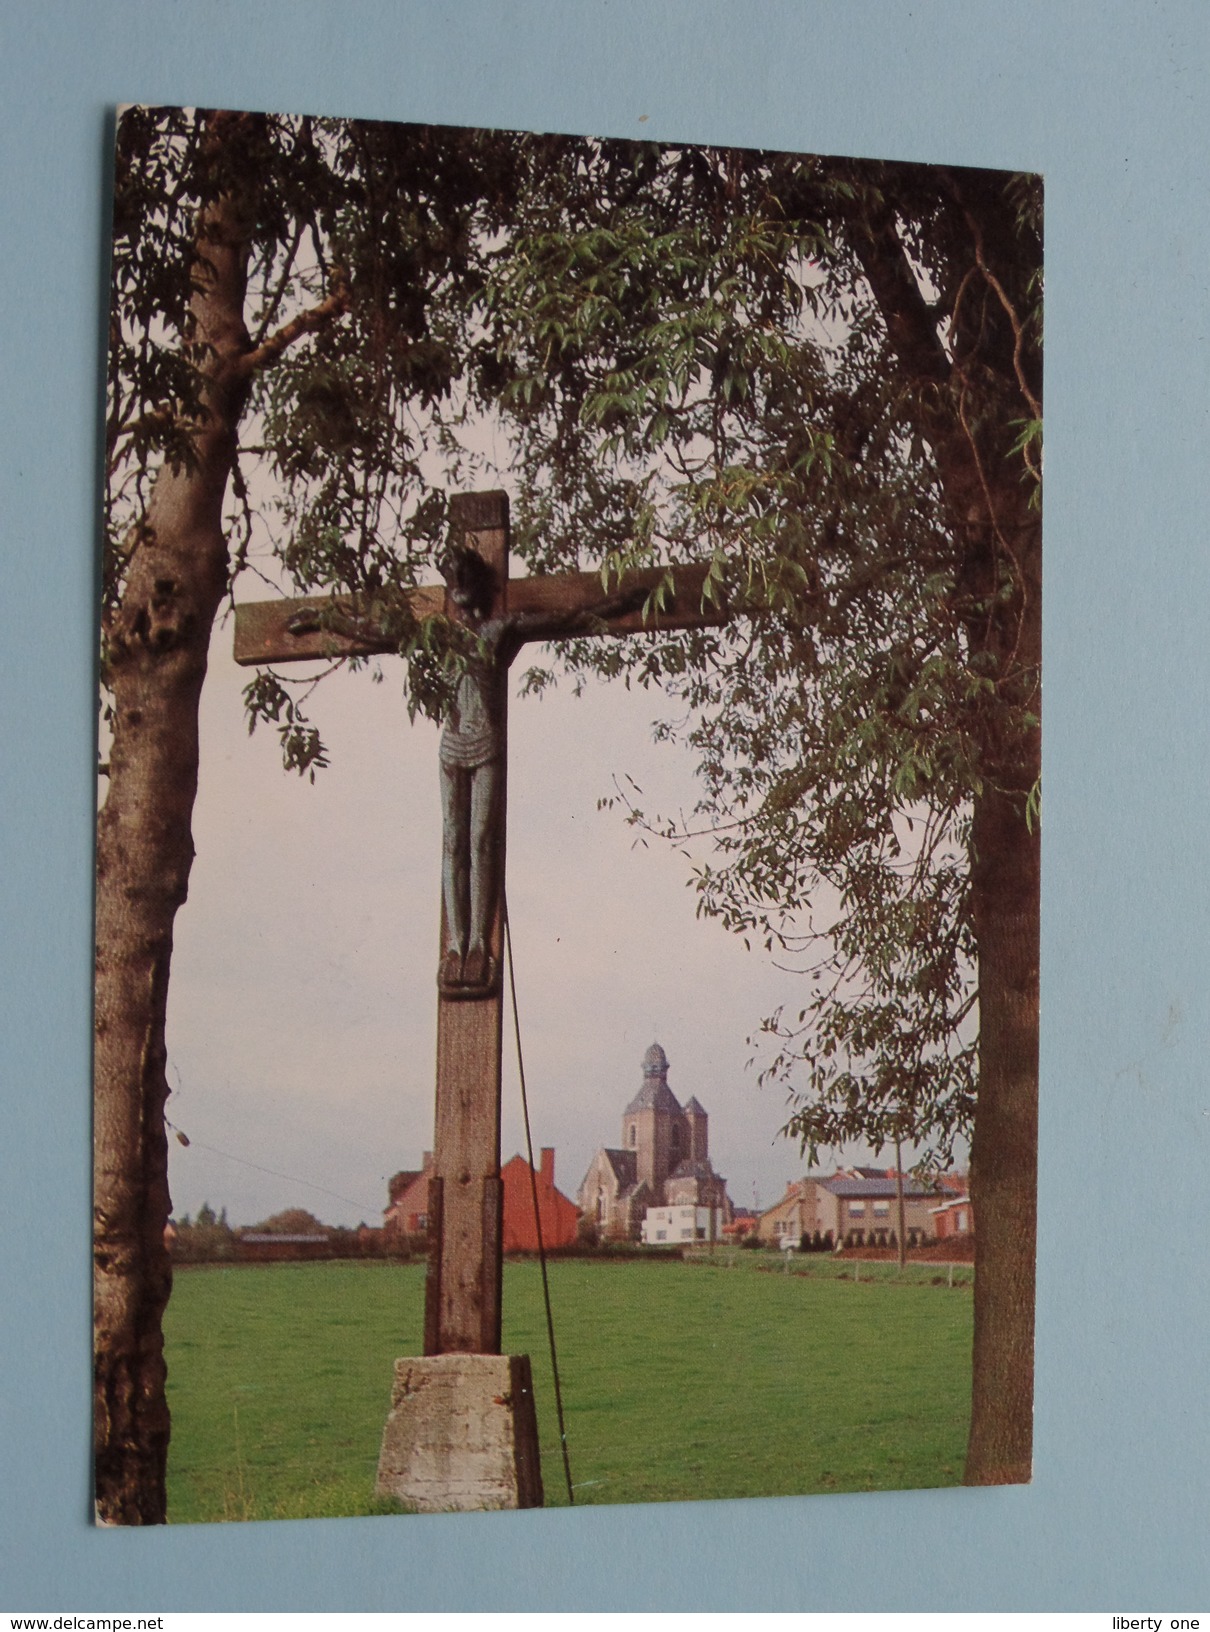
[234,491,726,1360]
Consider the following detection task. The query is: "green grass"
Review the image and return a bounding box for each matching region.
[163,1254,972,1523]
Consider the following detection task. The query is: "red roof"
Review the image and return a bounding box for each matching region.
[501,1150,580,1252]
[385,1148,580,1251]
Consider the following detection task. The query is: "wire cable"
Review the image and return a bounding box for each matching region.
[502,900,575,1506]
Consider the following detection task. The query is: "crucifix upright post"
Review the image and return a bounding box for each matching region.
[427,490,510,1356]
[234,488,727,1368]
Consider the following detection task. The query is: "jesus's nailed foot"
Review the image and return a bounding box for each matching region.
[438,949,499,1000]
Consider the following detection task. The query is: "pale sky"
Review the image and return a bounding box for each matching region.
[163,578,897,1229]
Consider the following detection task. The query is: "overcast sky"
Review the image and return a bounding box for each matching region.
[161,569,914,1228]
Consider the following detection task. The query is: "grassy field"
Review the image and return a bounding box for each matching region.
[163,1253,973,1523]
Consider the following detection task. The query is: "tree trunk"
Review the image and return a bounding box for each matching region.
[849,186,1042,1483]
[966,773,1039,1483]
[953,475,1041,1487]
[93,179,253,1523]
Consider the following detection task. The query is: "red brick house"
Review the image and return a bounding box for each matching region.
[501,1149,579,1252]
[384,1147,579,1251]
[931,1194,975,1239]
[383,1154,434,1238]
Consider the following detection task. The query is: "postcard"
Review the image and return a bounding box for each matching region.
[94,105,1040,1524]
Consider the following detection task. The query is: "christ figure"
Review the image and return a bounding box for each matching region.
[437,540,644,995]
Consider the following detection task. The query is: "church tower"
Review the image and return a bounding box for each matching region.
[579,1040,732,1239]
[684,1096,709,1164]
[623,1041,687,1194]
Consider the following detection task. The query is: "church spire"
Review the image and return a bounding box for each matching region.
[642,1041,669,1079]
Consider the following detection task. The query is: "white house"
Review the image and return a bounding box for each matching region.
[641,1203,723,1246]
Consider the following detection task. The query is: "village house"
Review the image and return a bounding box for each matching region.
[641,1204,724,1246]
[383,1154,434,1238]
[930,1192,975,1239]
[500,1149,579,1252]
[577,1043,732,1241]
[384,1147,579,1251]
[758,1166,958,1248]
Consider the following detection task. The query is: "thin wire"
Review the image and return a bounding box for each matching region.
[164,1122,380,1217]
[502,899,575,1507]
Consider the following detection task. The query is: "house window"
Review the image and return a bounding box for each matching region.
[628,1124,636,1148]
[872,1201,890,1216]
[956,1209,967,1232]
[848,1201,866,1216]
[656,1230,666,1241]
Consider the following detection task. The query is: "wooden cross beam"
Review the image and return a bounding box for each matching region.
[233,491,727,1357]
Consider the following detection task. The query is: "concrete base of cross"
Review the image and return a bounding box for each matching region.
[375,1353,544,1513]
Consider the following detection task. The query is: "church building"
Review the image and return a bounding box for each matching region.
[577,1043,732,1241]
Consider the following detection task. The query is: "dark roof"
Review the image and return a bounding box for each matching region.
[683,1095,707,1116]
[934,1172,969,1193]
[818,1175,939,1199]
[669,1159,718,1181]
[642,1042,669,1073]
[602,1148,637,1187]
[624,1040,684,1116]
[625,1078,683,1116]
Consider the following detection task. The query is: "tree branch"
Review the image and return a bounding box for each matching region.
[841,199,951,388]
[239,270,350,375]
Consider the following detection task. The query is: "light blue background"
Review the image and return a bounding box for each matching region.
[3,0,1207,1611]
